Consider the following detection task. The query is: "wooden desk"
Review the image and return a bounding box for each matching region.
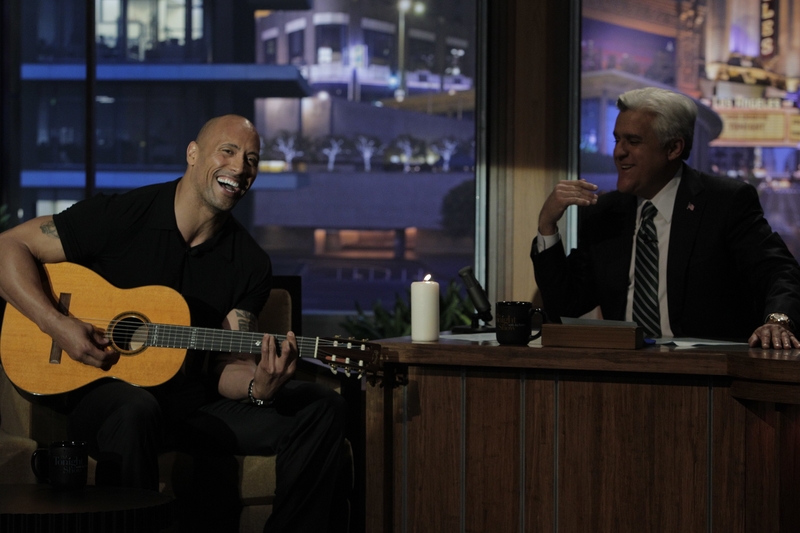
[365,338,800,533]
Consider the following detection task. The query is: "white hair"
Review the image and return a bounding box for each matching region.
[616,87,697,160]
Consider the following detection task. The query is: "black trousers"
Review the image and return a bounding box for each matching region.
[66,378,350,533]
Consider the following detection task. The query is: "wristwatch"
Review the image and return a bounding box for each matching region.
[766,313,794,331]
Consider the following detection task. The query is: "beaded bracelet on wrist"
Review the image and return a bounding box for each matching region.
[248,379,268,406]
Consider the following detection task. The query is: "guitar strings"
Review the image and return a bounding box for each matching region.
[45,316,376,374]
[73,317,369,352]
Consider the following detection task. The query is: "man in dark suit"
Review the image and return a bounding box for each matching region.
[531,87,800,348]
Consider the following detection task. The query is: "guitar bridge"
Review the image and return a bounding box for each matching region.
[49,292,71,364]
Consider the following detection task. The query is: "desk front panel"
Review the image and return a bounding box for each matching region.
[365,344,800,533]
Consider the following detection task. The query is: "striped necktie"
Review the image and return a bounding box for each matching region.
[632,201,661,338]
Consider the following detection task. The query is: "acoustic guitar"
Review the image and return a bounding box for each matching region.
[0,262,380,396]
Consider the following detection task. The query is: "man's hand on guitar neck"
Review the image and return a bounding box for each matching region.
[251,332,298,404]
[48,314,120,370]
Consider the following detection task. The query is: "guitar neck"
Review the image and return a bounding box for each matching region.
[147,324,319,359]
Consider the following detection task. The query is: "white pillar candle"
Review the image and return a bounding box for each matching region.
[411,275,440,342]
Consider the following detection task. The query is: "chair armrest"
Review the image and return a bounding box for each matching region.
[0,366,33,438]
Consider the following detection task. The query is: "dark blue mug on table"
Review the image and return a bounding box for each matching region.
[495,301,547,345]
[31,440,88,489]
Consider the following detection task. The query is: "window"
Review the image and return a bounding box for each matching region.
[363,29,394,68]
[9,0,478,332]
[263,38,277,65]
[253,6,476,317]
[407,35,435,72]
[288,30,305,65]
[25,85,85,169]
[23,0,85,62]
[315,24,347,64]
[580,0,800,258]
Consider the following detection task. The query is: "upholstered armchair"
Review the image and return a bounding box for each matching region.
[0,277,350,532]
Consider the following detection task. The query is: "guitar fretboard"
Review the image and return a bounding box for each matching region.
[147,324,318,358]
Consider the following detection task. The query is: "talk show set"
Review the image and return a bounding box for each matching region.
[3,0,800,532]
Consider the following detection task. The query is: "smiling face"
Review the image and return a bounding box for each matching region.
[185,115,261,214]
[613,109,684,199]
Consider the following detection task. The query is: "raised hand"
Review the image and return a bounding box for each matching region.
[538,179,599,235]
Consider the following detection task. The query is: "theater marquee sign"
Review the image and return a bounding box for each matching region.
[709,97,800,147]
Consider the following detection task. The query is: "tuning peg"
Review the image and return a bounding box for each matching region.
[330,365,337,375]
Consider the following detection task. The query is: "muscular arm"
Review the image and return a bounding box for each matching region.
[0,217,117,368]
[0,217,66,320]
[216,309,297,402]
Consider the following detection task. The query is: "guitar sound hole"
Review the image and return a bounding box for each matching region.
[108,314,150,355]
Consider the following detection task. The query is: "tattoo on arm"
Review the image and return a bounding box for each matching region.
[235,310,257,332]
[40,221,59,239]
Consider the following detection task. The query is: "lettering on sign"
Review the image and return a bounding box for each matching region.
[790,116,800,142]
[713,97,783,110]
[760,0,778,58]
[717,113,786,141]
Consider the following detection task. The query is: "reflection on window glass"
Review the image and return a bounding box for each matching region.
[288,30,305,65]
[160,0,185,42]
[253,3,476,315]
[24,88,85,169]
[408,36,435,72]
[92,0,206,62]
[363,29,394,68]
[316,24,347,64]
[263,38,278,65]
[580,0,800,258]
[23,0,85,62]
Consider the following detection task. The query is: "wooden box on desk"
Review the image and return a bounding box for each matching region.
[541,323,644,349]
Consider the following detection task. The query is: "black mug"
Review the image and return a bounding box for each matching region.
[495,301,547,345]
[31,441,88,489]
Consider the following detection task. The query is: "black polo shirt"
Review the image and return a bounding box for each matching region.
[53,179,272,330]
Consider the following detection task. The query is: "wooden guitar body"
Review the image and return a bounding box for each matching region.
[1,262,192,395]
[0,262,380,396]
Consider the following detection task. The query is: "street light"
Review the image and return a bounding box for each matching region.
[395,0,425,102]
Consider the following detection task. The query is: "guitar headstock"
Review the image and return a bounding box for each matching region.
[314,337,382,378]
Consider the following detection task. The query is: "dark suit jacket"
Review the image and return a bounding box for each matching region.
[531,165,800,340]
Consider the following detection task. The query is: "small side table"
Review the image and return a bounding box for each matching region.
[0,484,173,532]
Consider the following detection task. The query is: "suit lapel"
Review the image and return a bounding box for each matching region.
[667,165,706,330]
[608,193,637,319]
[620,194,637,266]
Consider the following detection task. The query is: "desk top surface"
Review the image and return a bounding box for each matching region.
[375,336,800,384]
